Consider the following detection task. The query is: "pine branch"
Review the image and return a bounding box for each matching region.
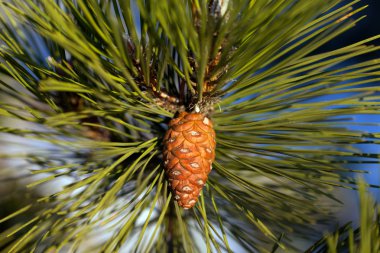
[0,0,379,252]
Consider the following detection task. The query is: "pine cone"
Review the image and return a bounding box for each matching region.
[163,111,216,209]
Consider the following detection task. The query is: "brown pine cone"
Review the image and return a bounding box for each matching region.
[163,111,216,209]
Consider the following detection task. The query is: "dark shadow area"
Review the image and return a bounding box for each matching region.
[316,0,380,59]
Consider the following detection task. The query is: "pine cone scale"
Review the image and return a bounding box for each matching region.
[163,111,216,209]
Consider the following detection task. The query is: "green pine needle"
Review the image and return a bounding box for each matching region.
[304,178,380,253]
